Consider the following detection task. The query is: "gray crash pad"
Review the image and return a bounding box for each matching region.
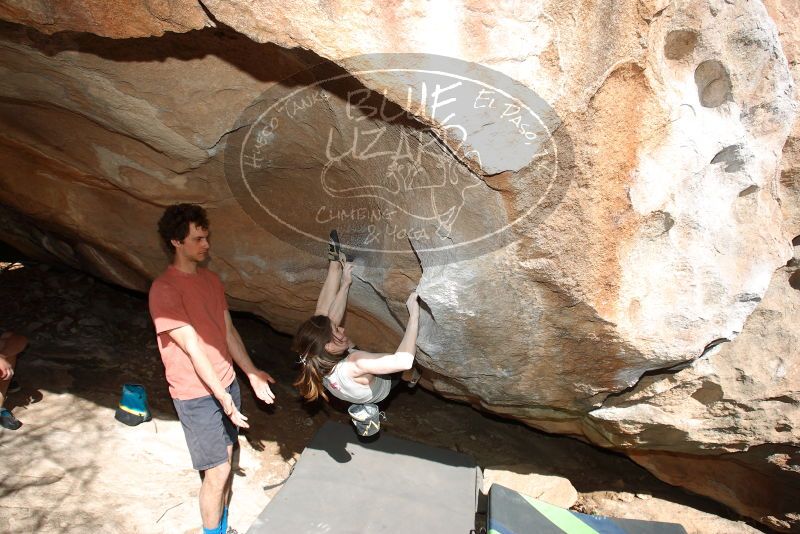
[248,421,480,534]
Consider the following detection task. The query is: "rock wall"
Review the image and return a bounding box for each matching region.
[0,1,797,529]
[0,0,211,38]
[588,260,800,531]
[765,0,800,237]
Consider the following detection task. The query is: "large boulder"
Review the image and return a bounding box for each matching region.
[587,260,800,531]
[0,1,797,529]
[765,0,800,237]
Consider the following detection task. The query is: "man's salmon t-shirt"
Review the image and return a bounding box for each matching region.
[148,265,234,400]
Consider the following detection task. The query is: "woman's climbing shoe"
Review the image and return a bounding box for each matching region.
[328,229,342,261]
[328,229,349,262]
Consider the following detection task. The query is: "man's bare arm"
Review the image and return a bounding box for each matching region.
[168,324,250,427]
[224,311,275,404]
[224,311,256,375]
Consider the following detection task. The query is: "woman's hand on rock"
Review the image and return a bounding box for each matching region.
[406,291,420,317]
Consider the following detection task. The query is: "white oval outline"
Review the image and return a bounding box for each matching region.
[237,68,559,254]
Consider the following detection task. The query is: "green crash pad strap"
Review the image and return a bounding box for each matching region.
[488,493,600,534]
[521,495,599,534]
[488,484,687,534]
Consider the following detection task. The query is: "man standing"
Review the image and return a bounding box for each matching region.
[149,204,276,534]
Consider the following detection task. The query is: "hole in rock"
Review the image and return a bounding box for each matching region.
[737,185,759,197]
[658,211,675,233]
[764,395,798,405]
[694,60,732,108]
[789,270,800,290]
[664,30,698,60]
[710,144,745,173]
[640,210,674,239]
[690,381,724,404]
[700,337,729,357]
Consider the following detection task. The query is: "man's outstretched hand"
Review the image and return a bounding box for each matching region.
[0,358,13,380]
[219,391,249,429]
[248,369,276,404]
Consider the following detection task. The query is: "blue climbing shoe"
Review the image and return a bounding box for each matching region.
[0,408,21,430]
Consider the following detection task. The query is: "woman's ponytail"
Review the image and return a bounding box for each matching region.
[292,315,340,402]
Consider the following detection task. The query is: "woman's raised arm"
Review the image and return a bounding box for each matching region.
[314,260,343,317]
[352,292,419,375]
[327,263,353,326]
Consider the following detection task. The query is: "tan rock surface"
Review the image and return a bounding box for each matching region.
[482,465,578,508]
[765,0,800,236]
[0,1,797,529]
[581,493,762,534]
[587,257,800,530]
[0,0,210,38]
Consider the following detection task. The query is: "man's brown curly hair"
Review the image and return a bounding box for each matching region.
[157,203,209,254]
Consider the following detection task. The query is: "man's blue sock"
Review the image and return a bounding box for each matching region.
[202,508,227,534]
[221,506,229,533]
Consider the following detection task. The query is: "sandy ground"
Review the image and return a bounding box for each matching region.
[0,261,768,533]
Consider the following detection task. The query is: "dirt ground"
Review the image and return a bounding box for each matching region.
[0,260,769,533]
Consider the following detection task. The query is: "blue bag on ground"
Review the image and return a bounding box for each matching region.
[114,383,152,426]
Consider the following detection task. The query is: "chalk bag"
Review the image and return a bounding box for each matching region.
[114,383,152,426]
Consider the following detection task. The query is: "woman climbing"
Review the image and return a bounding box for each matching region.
[292,232,420,436]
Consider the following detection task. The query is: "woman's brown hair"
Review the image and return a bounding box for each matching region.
[291,315,344,402]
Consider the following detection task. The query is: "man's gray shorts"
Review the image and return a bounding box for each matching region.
[173,379,241,471]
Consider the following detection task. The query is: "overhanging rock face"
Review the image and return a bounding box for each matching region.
[0,1,797,530]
